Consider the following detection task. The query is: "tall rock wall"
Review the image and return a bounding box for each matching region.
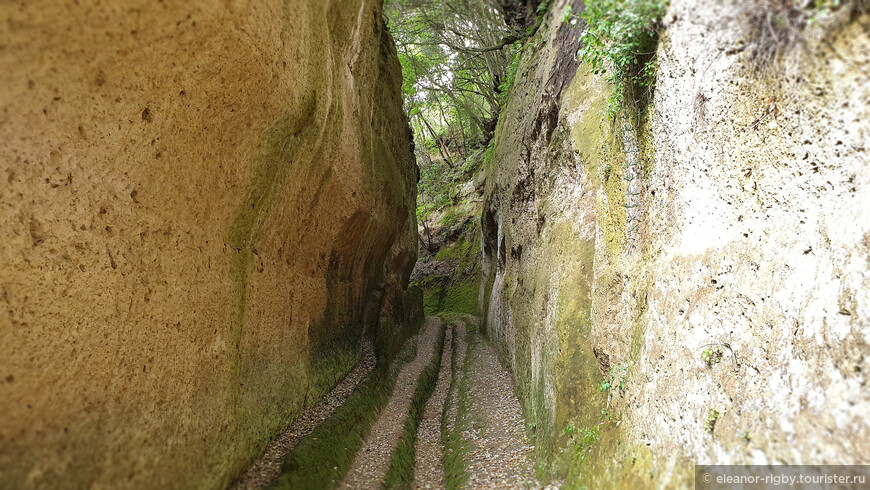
[0,0,418,487]
[482,0,869,485]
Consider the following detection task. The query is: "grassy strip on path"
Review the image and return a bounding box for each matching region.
[442,321,475,490]
[268,340,418,490]
[383,323,448,488]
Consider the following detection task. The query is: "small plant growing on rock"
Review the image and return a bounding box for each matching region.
[601,162,613,180]
[702,346,724,367]
[704,408,721,433]
[568,424,601,463]
[699,341,741,372]
[564,422,577,435]
[598,364,627,394]
[599,364,628,409]
[527,421,537,439]
[565,423,600,448]
[570,0,668,118]
[739,430,752,442]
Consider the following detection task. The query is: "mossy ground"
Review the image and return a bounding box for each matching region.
[269,332,418,489]
[269,365,392,489]
[304,340,361,407]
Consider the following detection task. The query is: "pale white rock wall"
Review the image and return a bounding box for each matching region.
[481,0,869,486]
[634,0,869,468]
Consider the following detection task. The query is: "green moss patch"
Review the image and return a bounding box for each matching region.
[413,221,482,317]
[414,276,480,317]
[304,340,360,408]
[269,369,391,489]
[440,278,480,315]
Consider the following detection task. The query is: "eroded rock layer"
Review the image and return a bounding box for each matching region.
[0,0,418,487]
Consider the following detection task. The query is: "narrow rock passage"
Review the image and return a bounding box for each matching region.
[413,323,454,489]
[231,340,376,490]
[463,332,536,488]
[341,317,442,488]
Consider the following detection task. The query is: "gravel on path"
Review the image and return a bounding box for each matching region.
[463,334,536,489]
[413,323,454,489]
[341,317,442,489]
[230,339,376,490]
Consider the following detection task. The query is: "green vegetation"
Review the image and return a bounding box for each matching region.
[384,326,448,488]
[413,221,482,317]
[499,42,526,108]
[387,1,552,234]
[305,340,362,405]
[598,364,627,396]
[481,139,496,167]
[570,0,667,118]
[702,346,724,367]
[442,280,480,315]
[270,369,390,489]
[416,152,482,252]
[416,275,480,317]
[704,408,721,433]
[387,0,521,229]
[270,343,418,489]
[558,359,630,484]
[564,423,600,444]
[564,423,602,481]
[699,342,739,372]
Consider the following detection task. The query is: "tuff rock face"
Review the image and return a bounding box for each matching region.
[0,0,418,487]
[481,0,869,484]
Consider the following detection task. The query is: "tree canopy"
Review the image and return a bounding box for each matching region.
[386,0,522,163]
[386,0,542,247]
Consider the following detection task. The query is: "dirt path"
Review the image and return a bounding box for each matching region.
[340,317,442,489]
[243,315,536,489]
[463,332,536,488]
[230,340,376,490]
[413,323,454,489]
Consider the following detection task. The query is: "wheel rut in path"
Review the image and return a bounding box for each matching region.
[444,321,467,436]
[230,340,376,490]
[340,316,442,488]
[413,322,455,489]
